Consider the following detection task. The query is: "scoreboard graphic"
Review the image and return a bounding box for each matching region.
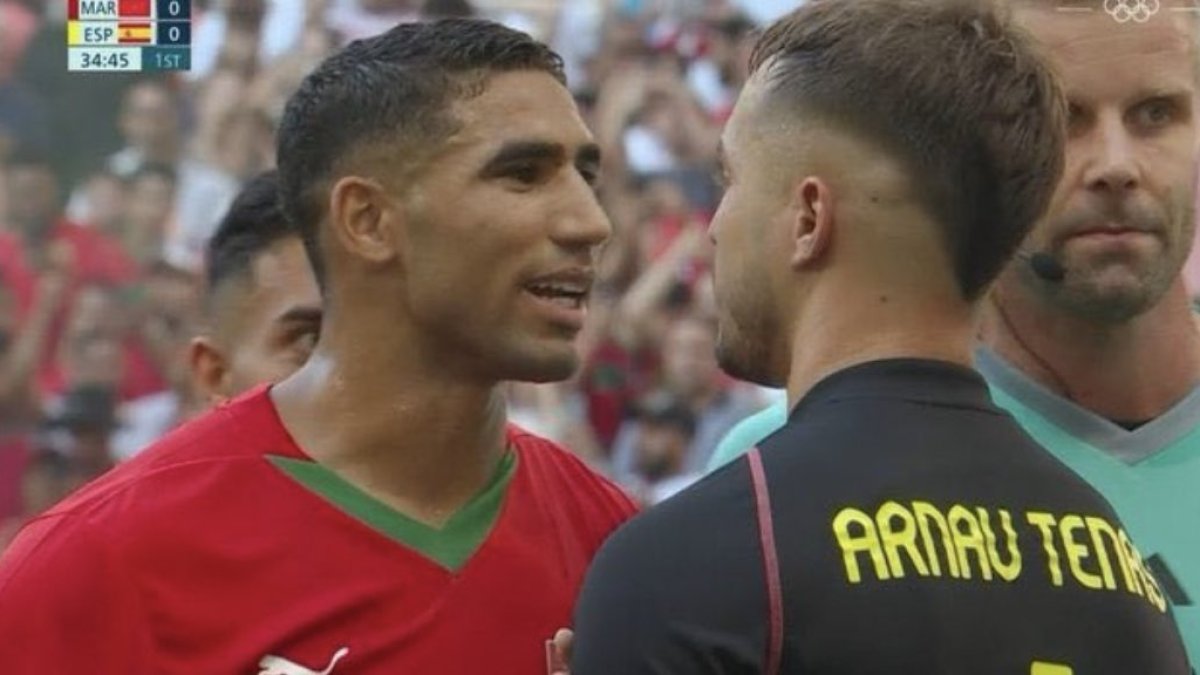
[67,0,191,72]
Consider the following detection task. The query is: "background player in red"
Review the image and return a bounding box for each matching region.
[188,169,321,407]
[0,18,636,673]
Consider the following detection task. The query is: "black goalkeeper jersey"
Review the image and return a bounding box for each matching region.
[572,359,1190,674]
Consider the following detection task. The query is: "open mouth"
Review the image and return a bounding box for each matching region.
[524,282,588,309]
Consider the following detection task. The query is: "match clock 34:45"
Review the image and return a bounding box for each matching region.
[77,49,131,69]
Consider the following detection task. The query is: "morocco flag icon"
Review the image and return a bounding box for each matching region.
[119,0,151,16]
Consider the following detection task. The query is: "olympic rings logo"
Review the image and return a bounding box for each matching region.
[1102,0,1161,23]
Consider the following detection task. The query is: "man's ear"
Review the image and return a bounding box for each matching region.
[188,336,231,406]
[790,176,835,270]
[328,175,401,267]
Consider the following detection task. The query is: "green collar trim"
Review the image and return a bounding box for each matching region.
[268,451,517,572]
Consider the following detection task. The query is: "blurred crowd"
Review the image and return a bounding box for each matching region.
[0,0,800,543]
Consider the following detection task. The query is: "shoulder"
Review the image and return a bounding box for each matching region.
[572,460,768,673]
[596,457,757,576]
[0,507,152,667]
[32,387,288,532]
[0,509,110,594]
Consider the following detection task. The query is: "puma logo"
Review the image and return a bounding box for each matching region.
[257,647,349,675]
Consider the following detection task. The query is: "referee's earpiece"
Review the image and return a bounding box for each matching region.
[1016,250,1067,283]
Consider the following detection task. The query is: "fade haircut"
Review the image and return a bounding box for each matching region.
[276,18,566,291]
[750,0,1067,300]
[205,170,297,303]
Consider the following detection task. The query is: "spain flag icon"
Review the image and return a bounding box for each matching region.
[117,22,152,44]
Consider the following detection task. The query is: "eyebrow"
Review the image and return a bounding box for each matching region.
[577,143,602,170]
[1132,87,1192,102]
[480,140,603,176]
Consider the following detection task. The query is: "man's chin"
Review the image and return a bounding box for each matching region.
[715,343,778,389]
[505,350,580,385]
[1057,275,1164,323]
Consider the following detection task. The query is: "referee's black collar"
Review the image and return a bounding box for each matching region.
[788,358,994,422]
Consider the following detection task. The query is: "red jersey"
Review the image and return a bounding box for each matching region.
[0,386,637,674]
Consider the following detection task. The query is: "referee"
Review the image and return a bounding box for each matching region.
[569,0,1192,673]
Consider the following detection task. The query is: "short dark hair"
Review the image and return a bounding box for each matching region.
[750,0,1066,300]
[205,170,297,298]
[276,18,566,290]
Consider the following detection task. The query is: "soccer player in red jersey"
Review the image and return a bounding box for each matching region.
[188,169,322,407]
[0,19,636,674]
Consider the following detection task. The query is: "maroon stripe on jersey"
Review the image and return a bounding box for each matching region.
[748,446,783,675]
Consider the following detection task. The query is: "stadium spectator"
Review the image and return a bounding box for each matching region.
[684,14,755,122]
[0,149,161,402]
[0,270,63,531]
[70,167,127,237]
[611,314,761,480]
[626,390,700,505]
[41,384,120,484]
[122,163,177,268]
[0,1,37,83]
[14,1,136,186]
[108,79,239,270]
[110,260,203,459]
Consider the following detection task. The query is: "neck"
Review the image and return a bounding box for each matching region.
[982,277,1200,421]
[785,282,975,408]
[271,303,509,527]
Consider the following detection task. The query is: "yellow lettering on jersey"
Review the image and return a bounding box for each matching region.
[979,508,1021,582]
[876,501,930,579]
[1031,661,1073,674]
[830,502,1164,611]
[1120,530,1167,613]
[1116,528,1146,598]
[913,501,959,578]
[833,507,890,583]
[1026,511,1065,587]
[1060,515,1104,590]
[1084,517,1121,591]
[948,505,992,581]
